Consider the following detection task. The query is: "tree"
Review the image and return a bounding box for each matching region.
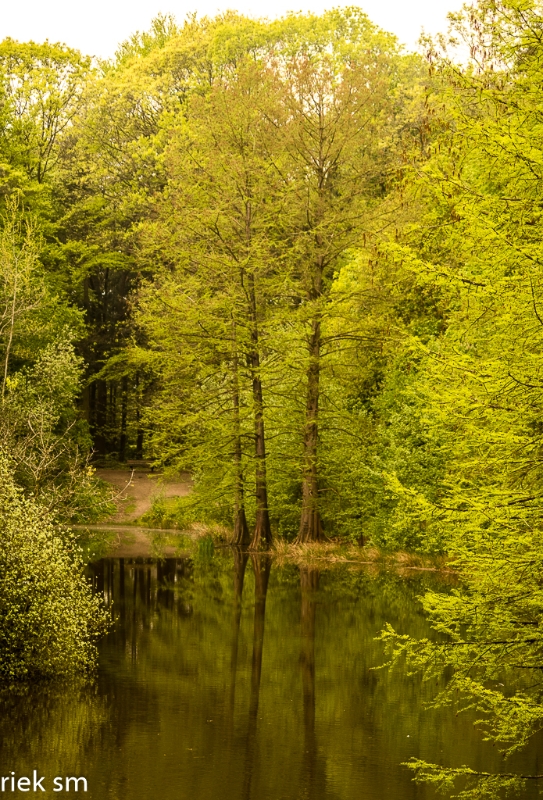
[55,12,282,462]
[0,39,91,200]
[0,198,44,397]
[273,29,400,542]
[138,59,286,548]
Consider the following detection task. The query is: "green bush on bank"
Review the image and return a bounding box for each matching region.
[0,456,109,681]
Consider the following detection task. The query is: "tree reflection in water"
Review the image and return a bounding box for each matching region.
[242,554,272,800]
[3,552,539,800]
[300,566,326,800]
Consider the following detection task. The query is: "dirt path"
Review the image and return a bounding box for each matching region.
[97,469,192,523]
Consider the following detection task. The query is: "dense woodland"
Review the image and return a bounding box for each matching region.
[2,0,543,796]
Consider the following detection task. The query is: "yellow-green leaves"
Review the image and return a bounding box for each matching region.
[0,456,109,681]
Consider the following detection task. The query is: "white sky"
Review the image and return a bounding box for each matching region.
[1,0,465,59]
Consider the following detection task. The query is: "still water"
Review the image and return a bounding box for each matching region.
[1,547,541,799]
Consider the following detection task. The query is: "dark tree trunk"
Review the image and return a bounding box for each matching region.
[231,328,250,546]
[109,382,117,434]
[297,312,324,543]
[94,378,108,457]
[135,372,143,460]
[119,375,128,462]
[247,273,272,551]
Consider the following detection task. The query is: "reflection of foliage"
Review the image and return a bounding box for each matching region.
[6,552,538,798]
[69,554,537,800]
[78,527,118,563]
[0,681,109,775]
[196,534,215,562]
[0,456,109,680]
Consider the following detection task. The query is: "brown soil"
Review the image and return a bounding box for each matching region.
[97,468,192,523]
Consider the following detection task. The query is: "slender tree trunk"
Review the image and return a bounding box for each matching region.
[249,275,272,550]
[81,276,92,425]
[135,372,143,460]
[296,120,330,543]
[94,378,108,457]
[89,381,96,439]
[240,196,272,550]
[298,303,325,543]
[1,265,17,401]
[231,325,250,545]
[247,276,271,550]
[109,382,117,450]
[119,375,128,462]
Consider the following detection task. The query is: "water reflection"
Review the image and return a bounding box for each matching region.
[229,547,249,720]
[242,554,271,800]
[1,552,541,800]
[300,567,324,800]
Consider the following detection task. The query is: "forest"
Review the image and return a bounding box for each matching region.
[1,0,543,798]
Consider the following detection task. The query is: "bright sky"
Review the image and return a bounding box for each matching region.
[1,0,465,59]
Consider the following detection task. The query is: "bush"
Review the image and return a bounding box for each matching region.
[1,337,115,523]
[0,456,109,681]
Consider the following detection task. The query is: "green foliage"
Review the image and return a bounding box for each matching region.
[132,12,406,541]
[0,455,109,681]
[380,529,543,797]
[0,200,113,521]
[1,337,114,520]
[0,37,91,234]
[371,0,543,795]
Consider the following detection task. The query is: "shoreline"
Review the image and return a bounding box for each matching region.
[76,523,454,574]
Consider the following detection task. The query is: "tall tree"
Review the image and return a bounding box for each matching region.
[139,59,285,547]
[0,39,91,192]
[274,39,399,542]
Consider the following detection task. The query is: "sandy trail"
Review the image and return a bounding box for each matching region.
[97,468,192,523]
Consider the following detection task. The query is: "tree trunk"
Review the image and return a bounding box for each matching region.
[1,266,17,401]
[109,382,117,451]
[135,372,143,460]
[297,313,324,543]
[247,274,272,550]
[94,378,108,457]
[119,375,128,462]
[231,328,250,546]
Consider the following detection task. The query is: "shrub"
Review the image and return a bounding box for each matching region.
[0,456,109,681]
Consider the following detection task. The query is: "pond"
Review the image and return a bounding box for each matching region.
[1,545,541,799]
